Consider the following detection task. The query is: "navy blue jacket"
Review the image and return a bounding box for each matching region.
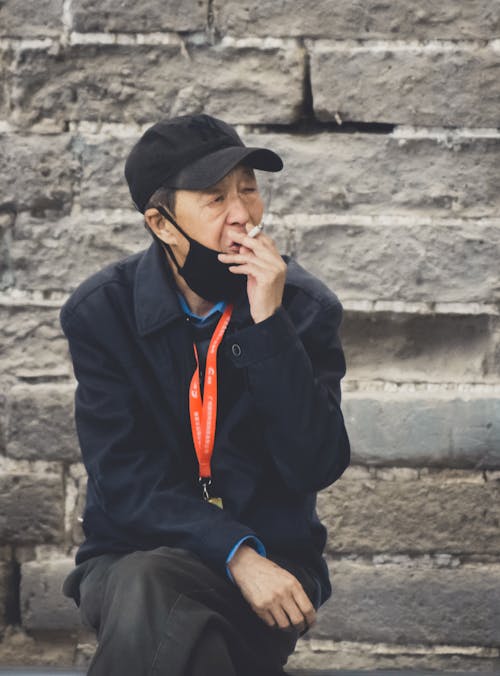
[60,240,350,606]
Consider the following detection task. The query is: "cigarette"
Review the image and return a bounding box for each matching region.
[248,224,264,238]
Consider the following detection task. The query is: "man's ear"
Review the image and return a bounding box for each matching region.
[144,207,176,244]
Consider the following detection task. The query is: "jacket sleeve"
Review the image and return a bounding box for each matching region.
[226,299,350,494]
[61,309,259,573]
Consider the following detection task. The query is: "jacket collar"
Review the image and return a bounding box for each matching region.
[134,239,273,336]
[134,240,184,337]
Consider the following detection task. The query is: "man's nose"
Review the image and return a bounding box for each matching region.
[226,194,250,225]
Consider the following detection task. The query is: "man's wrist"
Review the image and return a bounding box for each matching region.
[228,543,261,577]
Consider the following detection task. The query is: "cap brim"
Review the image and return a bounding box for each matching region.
[170,145,283,190]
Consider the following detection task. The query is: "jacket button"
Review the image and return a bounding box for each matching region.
[231,343,242,357]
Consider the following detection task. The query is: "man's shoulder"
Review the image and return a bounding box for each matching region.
[284,256,342,312]
[59,248,146,330]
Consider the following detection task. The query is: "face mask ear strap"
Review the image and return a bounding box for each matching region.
[156,205,191,240]
[154,204,190,272]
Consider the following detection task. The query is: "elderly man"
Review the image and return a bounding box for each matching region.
[61,114,350,676]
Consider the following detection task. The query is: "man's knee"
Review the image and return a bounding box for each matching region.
[105,547,212,601]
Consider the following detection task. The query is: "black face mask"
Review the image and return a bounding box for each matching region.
[154,206,247,303]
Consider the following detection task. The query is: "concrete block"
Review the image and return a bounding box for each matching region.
[0,562,10,631]
[319,472,500,555]
[0,0,63,37]
[310,44,500,128]
[72,0,207,33]
[9,210,149,292]
[314,560,500,647]
[65,463,86,547]
[77,134,135,210]
[295,221,500,304]
[0,625,80,668]
[0,133,78,215]
[213,0,500,40]
[243,132,500,218]
[77,131,500,218]
[13,43,304,128]
[6,384,78,462]
[0,473,64,544]
[0,304,72,380]
[21,558,80,631]
[343,392,500,468]
[289,639,500,671]
[342,311,494,384]
[0,49,11,121]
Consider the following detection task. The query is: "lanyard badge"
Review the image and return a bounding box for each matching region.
[189,304,234,508]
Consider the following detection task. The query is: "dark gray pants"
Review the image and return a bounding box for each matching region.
[62,546,318,676]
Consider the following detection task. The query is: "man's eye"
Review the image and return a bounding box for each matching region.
[211,195,224,203]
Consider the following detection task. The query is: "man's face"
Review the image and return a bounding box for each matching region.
[173,163,265,254]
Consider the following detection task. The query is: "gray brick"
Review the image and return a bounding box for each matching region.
[0,473,64,544]
[0,304,72,380]
[13,43,304,128]
[77,134,133,209]
[78,131,500,218]
[21,559,80,631]
[0,0,63,37]
[310,44,500,128]
[213,0,500,40]
[72,0,207,33]
[295,221,500,304]
[315,560,500,646]
[0,133,78,214]
[343,393,500,468]
[244,132,500,218]
[0,562,10,630]
[0,49,11,121]
[9,210,149,292]
[319,472,500,555]
[288,640,500,672]
[6,384,78,462]
[342,312,495,384]
[66,463,86,547]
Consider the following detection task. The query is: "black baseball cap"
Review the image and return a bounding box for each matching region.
[124,114,283,213]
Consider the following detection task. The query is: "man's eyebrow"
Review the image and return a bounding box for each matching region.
[200,185,222,195]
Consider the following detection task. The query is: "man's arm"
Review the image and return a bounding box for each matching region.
[220,229,350,494]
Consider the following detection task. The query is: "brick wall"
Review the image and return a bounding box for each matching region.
[0,0,499,670]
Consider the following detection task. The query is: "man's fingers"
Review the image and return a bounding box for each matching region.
[281,599,307,632]
[271,606,293,630]
[260,609,277,628]
[292,586,316,628]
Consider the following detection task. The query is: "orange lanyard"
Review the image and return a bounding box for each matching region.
[189,304,233,504]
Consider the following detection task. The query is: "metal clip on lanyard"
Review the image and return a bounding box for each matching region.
[189,304,234,509]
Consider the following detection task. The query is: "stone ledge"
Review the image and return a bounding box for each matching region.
[313,560,500,647]
[319,470,500,555]
[9,43,304,128]
[20,559,79,631]
[343,392,500,468]
[212,0,500,40]
[308,43,500,127]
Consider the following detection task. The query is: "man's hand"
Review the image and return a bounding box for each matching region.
[228,544,316,632]
[218,228,287,324]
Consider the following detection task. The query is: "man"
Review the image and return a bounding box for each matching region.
[61,114,350,676]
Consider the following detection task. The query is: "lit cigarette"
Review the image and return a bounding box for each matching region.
[248,224,263,238]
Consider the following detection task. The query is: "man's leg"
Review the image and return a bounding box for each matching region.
[63,547,296,676]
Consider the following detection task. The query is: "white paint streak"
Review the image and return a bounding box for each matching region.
[307,38,494,53]
[300,637,499,658]
[219,36,299,50]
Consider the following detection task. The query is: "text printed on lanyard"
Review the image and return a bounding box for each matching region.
[189,304,234,507]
